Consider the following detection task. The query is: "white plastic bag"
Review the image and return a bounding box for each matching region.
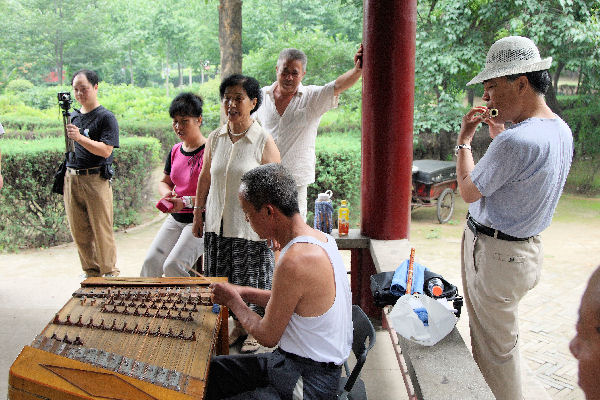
[389,293,457,346]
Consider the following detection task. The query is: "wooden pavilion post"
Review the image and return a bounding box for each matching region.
[354,0,417,317]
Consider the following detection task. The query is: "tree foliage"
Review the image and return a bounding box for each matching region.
[0,0,598,144]
[412,0,600,136]
[244,27,358,87]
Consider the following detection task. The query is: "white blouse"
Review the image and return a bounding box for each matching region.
[204,120,268,241]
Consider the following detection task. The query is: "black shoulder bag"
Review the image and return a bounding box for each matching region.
[51,154,68,195]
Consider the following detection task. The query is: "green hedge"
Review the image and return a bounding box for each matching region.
[308,130,361,227]
[561,95,600,157]
[559,94,600,194]
[2,116,219,157]
[0,136,161,251]
[1,115,62,132]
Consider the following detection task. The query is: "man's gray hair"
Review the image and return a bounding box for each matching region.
[240,163,299,217]
[277,48,307,72]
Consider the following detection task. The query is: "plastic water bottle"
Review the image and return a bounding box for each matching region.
[314,190,333,234]
[338,200,349,236]
[427,278,444,297]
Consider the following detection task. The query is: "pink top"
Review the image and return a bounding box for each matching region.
[165,142,205,216]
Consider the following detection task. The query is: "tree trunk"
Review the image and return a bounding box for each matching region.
[165,42,170,97]
[57,40,64,85]
[55,0,64,85]
[553,61,564,92]
[219,0,243,123]
[467,88,474,107]
[189,68,192,86]
[576,64,582,94]
[178,62,183,87]
[545,81,562,116]
[128,47,134,85]
[219,0,242,79]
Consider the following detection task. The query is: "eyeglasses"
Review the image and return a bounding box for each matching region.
[222,95,248,104]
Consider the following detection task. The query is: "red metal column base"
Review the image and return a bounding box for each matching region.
[350,248,380,319]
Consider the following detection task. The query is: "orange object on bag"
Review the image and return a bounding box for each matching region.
[405,248,416,295]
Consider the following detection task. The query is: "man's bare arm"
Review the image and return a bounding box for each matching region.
[334,44,363,96]
[211,252,305,348]
[237,286,272,308]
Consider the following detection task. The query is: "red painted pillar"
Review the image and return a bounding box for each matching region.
[352,0,417,318]
[361,0,417,240]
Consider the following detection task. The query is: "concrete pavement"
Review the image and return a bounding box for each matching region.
[2,209,596,399]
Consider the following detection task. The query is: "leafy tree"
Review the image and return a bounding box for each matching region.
[513,0,600,96]
[243,27,358,86]
[13,0,114,85]
[412,0,599,139]
[102,0,153,86]
[242,0,362,54]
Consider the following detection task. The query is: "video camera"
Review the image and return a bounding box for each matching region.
[57,92,72,111]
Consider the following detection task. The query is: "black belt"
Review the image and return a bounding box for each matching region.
[467,214,531,242]
[67,167,101,175]
[277,348,341,370]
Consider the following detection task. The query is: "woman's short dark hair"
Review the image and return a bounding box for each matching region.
[169,92,203,118]
[219,74,262,113]
[240,163,299,217]
[71,69,99,86]
[506,70,551,95]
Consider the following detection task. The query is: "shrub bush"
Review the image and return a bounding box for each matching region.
[1,115,62,132]
[560,94,600,194]
[0,136,161,252]
[561,95,600,157]
[5,79,34,93]
[308,130,361,227]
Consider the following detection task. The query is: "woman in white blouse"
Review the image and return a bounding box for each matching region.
[192,74,280,353]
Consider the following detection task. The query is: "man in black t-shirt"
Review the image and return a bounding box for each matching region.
[64,69,119,278]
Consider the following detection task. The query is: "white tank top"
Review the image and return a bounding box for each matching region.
[278,234,352,365]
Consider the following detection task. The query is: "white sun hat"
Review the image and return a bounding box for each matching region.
[467,36,552,86]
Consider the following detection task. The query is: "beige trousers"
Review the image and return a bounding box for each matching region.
[461,226,542,400]
[64,172,118,276]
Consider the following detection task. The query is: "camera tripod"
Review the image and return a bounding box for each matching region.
[58,92,75,161]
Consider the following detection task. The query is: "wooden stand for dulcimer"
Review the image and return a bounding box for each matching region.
[9,276,228,400]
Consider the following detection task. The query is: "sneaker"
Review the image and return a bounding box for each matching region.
[102,272,119,277]
[240,335,260,353]
[79,272,90,279]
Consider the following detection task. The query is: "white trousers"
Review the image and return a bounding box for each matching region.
[461,226,542,400]
[140,215,204,277]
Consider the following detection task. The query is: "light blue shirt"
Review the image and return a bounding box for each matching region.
[469,116,573,238]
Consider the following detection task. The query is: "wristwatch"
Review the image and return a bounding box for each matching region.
[182,196,193,209]
[454,144,472,155]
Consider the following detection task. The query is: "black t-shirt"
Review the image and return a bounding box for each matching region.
[67,105,120,169]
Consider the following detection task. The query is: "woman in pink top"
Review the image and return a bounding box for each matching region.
[140,93,207,277]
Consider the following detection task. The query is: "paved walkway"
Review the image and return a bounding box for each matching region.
[2,201,598,399]
[408,208,599,400]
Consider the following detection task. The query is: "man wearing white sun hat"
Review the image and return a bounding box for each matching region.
[456,36,573,400]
